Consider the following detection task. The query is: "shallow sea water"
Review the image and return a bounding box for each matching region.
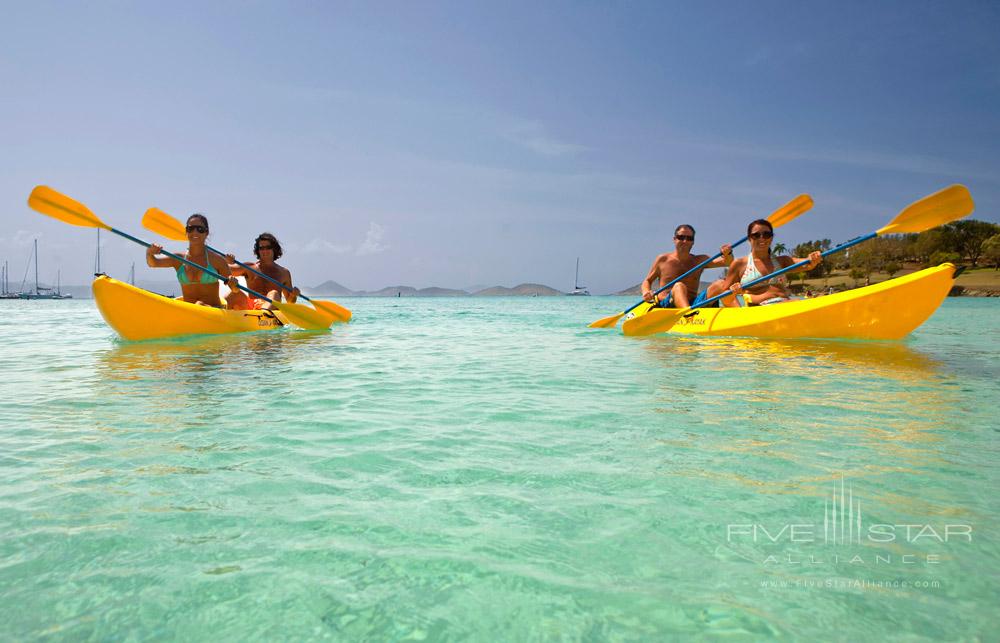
[0,296,997,640]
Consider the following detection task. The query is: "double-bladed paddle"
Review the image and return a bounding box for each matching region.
[622,184,975,337]
[588,194,814,328]
[141,207,351,323]
[26,186,335,331]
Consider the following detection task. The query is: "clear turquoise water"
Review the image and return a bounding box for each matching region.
[1,296,997,640]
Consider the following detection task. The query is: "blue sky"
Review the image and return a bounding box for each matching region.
[2,1,998,293]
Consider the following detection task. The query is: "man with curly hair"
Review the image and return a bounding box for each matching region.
[225,232,300,311]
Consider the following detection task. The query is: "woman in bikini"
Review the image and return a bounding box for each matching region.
[145,213,235,307]
[709,219,822,307]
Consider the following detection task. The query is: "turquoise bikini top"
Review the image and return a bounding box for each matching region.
[175,256,217,285]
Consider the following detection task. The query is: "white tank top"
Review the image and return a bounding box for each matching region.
[741,253,788,288]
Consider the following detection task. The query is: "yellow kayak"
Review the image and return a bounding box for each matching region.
[92,275,287,341]
[622,263,956,339]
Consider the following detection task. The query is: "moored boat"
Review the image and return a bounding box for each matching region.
[566,257,590,296]
[16,239,73,299]
[93,275,287,341]
[622,263,957,340]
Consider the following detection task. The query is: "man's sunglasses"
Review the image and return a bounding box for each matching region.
[749,230,774,240]
[674,234,695,242]
[185,225,208,234]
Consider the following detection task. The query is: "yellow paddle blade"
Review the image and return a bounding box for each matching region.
[768,194,813,228]
[310,299,352,322]
[142,207,187,241]
[622,307,689,337]
[588,311,625,328]
[273,300,335,330]
[28,186,110,229]
[878,184,974,235]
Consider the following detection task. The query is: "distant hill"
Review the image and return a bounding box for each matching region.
[351,286,471,297]
[309,280,354,296]
[474,283,562,296]
[306,280,564,296]
[364,286,420,297]
[418,287,469,296]
[615,283,642,296]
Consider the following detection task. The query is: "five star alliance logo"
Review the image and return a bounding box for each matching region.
[825,476,861,545]
[727,475,973,552]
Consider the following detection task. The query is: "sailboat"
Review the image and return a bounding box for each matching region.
[1,260,18,299]
[566,257,590,296]
[18,239,73,299]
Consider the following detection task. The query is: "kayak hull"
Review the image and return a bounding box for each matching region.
[622,264,956,340]
[92,275,287,341]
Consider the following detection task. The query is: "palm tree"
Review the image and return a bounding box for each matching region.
[773,242,787,255]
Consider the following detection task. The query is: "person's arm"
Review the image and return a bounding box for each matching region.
[641,256,663,302]
[284,269,299,303]
[145,244,178,268]
[785,251,822,273]
[706,244,734,268]
[723,258,745,289]
[225,254,248,277]
[207,253,231,278]
[725,258,749,295]
[204,254,238,292]
[205,255,242,293]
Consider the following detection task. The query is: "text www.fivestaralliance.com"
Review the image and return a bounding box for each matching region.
[760,579,942,590]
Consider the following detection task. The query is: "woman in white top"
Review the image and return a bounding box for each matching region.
[711,219,822,307]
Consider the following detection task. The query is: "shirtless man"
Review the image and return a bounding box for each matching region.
[225,232,300,311]
[641,224,733,308]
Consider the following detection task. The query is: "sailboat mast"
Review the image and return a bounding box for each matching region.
[34,239,39,295]
[575,257,580,289]
[96,229,101,274]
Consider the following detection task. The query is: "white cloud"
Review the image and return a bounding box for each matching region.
[505,121,589,157]
[356,222,388,256]
[285,226,386,257]
[301,238,353,255]
[12,230,37,247]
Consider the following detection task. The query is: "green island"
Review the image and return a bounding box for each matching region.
[788,219,1000,296]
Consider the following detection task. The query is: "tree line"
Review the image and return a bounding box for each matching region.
[785,219,1000,283]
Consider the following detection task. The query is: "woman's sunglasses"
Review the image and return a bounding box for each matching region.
[674,234,695,242]
[186,225,208,234]
[749,230,773,240]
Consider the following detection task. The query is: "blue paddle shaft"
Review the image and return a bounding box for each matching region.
[692,232,877,310]
[114,227,274,302]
